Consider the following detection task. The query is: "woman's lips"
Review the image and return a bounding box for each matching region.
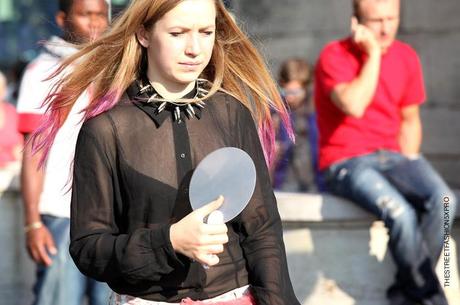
[179,62,202,71]
[180,62,201,66]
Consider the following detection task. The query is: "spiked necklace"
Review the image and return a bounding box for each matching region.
[135,78,210,123]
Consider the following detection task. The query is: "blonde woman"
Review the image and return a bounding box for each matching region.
[32,0,300,304]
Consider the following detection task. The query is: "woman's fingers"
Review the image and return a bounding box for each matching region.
[198,233,229,246]
[201,222,228,235]
[196,253,220,266]
[200,244,225,255]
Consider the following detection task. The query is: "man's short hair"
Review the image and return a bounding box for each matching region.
[353,0,398,19]
[59,0,110,17]
[59,0,74,14]
[353,0,372,19]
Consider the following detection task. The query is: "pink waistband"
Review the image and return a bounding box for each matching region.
[110,286,256,305]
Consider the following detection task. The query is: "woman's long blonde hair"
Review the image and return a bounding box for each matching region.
[33,0,293,166]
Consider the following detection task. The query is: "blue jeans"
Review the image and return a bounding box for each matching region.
[33,215,111,305]
[324,151,457,304]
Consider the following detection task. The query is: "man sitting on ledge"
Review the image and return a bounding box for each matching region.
[314,0,457,304]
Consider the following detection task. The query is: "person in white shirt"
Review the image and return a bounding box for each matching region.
[17,1,111,304]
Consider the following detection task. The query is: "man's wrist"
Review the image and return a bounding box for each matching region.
[24,221,43,233]
[368,49,381,60]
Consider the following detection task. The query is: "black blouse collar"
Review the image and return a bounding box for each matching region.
[127,79,209,128]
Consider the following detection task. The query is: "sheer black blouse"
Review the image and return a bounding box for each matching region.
[70,82,300,305]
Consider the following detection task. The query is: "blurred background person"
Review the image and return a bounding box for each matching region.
[314,0,457,304]
[16,1,111,305]
[272,58,321,192]
[4,60,28,106]
[0,70,23,169]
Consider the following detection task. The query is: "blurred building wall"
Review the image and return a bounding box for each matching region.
[0,0,131,67]
[0,0,59,66]
[231,0,460,189]
[1,0,458,187]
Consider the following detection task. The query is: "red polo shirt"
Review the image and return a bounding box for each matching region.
[314,38,426,170]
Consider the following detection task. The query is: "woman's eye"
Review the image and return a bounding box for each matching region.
[170,32,182,37]
[203,31,214,36]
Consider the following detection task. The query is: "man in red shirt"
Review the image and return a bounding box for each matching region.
[315,0,456,304]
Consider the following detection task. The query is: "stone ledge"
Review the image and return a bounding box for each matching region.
[275,191,460,222]
[276,190,460,305]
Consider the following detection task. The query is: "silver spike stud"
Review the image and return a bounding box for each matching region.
[187,104,196,116]
[157,101,167,113]
[147,95,156,104]
[197,87,208,94]
[174,106,181,122]
[185,108,193,118]
[139,84,151,94]
[196,101,206,108]
[147,93,161,104]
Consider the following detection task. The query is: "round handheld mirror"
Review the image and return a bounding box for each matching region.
[189,147,257,223]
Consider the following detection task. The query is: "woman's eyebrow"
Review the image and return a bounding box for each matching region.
[167,24,216,31]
